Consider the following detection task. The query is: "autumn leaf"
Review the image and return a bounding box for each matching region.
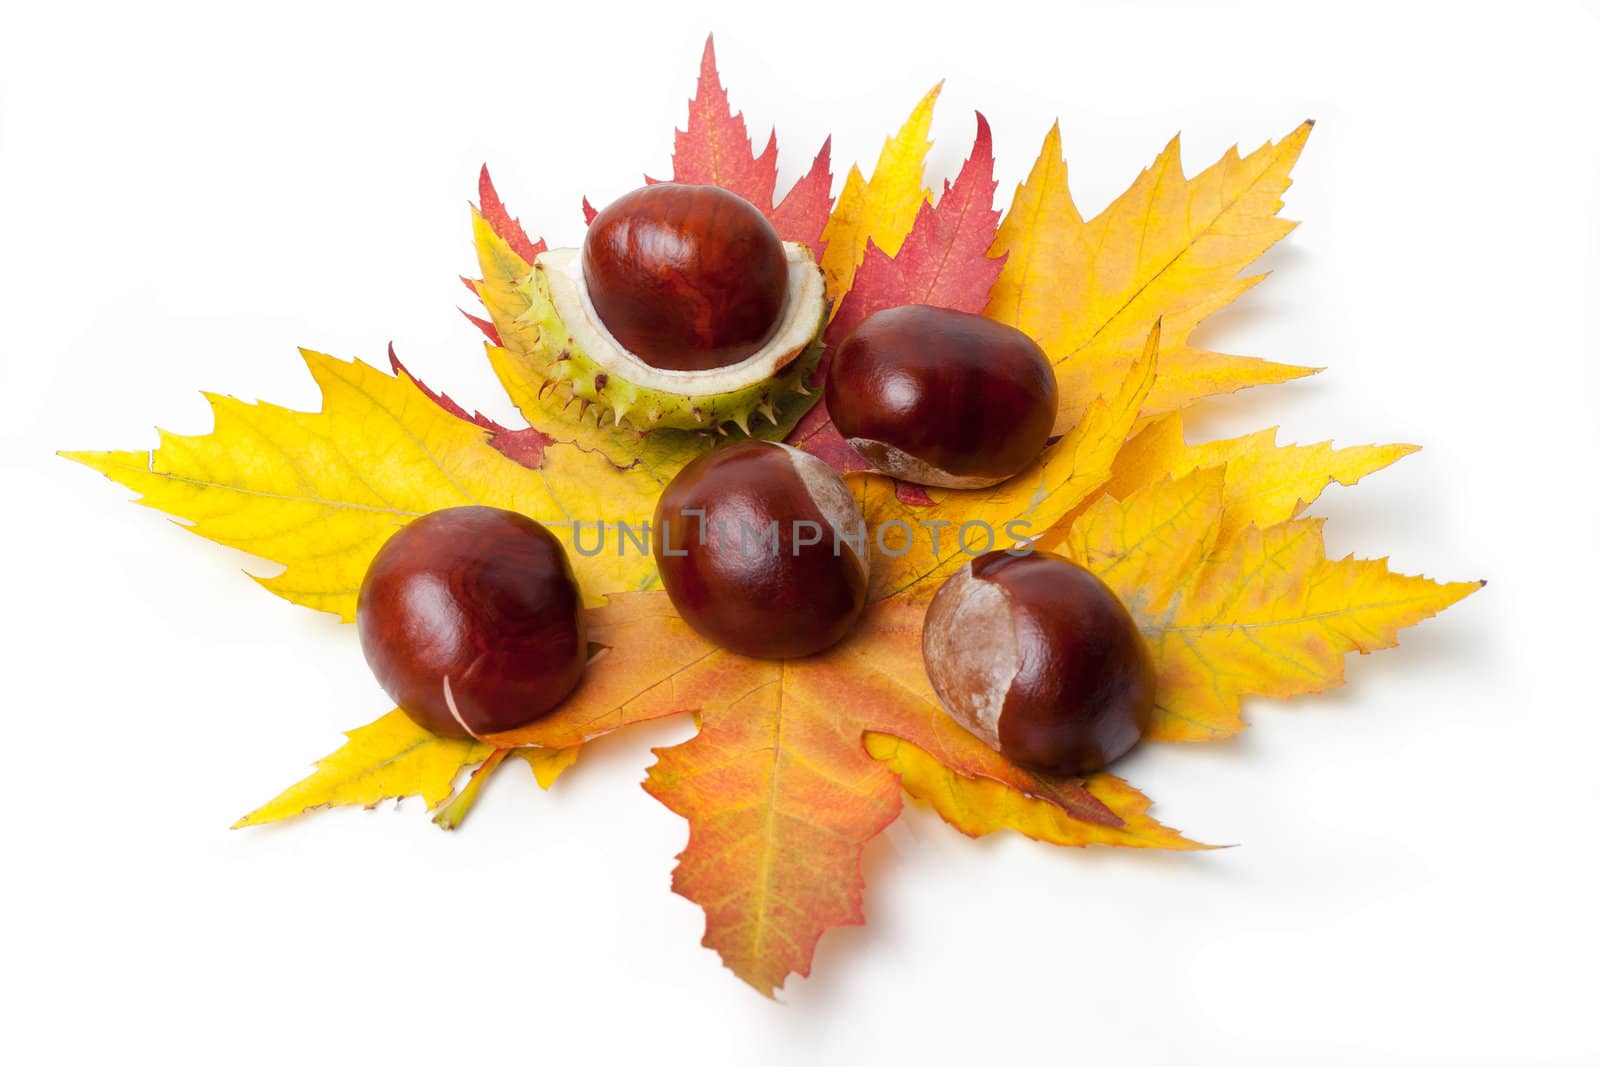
[987,121,1319,431]
[1064,465,1228,620]
[862,734,1205,851]
[62,351,660,618]
[430,746,580,831]
[527,594,1132,995]
[1140,518,1482,741]
[524,598,1190,998]
[234,711,491,827]
[235,713,579,831]
[667,36,781,215]
[483,591,710,748]
[834,113,1004,334]
[240,593,703,829]
[476,163,546,273]
[818,82,941,302]
[478,489,1210,993]
[789,113,1004,477]
[1075,411,1419,551]
[1057,464,1482,741]
[478,588,1198,995]
[643,657,904,997]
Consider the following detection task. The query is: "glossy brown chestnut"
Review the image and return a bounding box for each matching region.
[922,550,1154,775]
[653,440,869,659]
[357,506,587,739]
[825,304,1058,488]
[581,183,789,372]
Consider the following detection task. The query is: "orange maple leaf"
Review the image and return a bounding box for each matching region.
[487,592,1196,996]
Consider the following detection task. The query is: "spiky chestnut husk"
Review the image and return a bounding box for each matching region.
[532,244,828,435]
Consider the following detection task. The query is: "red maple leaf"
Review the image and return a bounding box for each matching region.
[638,35,835,254]
[669,36,779,210]
[458,281,501,346]
[476,164,545,266]
[768,137,834,255]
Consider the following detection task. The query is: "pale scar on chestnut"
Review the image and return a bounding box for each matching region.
[923,550,1154,776]
[653,440,869,660]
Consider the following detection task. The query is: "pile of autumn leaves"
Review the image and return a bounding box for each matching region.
[67,41,1479,996]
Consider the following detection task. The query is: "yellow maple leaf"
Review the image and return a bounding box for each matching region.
[63,351,659,619]
[862,734,1207,850]
[1065,466,1227,619]
[430,746,580,830]
[1146,519,1481,740]
[816,83,941,303]
[1121,414,1418,547]
[987,121,1318,431]
[240,592,696,830]
[513,745,582,789]
[1060,470,1482,742]
[471,207,544,366]
[234,710,490,827]
[983,121,1080,335]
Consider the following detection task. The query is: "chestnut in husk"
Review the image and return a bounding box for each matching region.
[653,440,869,659]
[537,183,826,434]
[582,183,789,372]
[922,550,1153,776]
[825,304,1057,488]
[357,506,586,739]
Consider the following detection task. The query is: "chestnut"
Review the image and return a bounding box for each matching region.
[825,304,1058,488]
[922,550,1153,776]
[357,506,587,739]
[582,183,789,372]
[653,440,869,659]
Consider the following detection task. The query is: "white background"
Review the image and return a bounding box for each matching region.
[3,1,1596,1064]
